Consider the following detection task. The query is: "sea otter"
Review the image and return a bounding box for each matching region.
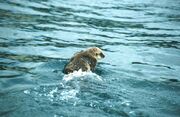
[63,47,105,74]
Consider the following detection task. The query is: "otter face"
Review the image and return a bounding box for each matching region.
[87,47,105,60]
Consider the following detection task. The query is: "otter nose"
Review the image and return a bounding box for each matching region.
[100,53,105,58]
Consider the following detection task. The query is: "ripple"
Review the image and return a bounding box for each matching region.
[0,0,180,117]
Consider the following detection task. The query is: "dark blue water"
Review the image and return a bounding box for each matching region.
[0,0,180,117]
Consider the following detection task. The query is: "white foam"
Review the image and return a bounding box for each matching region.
[23,70,102,103]
[47,87,58,98]
[23,90,30,94]
[63,69,102,82]
[59,89,79,101]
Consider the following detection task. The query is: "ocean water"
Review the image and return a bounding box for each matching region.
[0,0,180,117]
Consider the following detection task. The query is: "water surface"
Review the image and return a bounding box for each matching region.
[0,0,180,117]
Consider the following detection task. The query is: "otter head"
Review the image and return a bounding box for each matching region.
[86,47,105,60]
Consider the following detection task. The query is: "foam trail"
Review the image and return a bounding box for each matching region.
[24,70,102,103]
[59,89,79,101]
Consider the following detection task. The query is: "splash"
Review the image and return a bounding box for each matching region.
[24,69,103,103]
[62,69,102,82]
[59,89,79,101]
[59,69,103,101]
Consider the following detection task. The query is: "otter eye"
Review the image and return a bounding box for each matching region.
[95,53,98,56]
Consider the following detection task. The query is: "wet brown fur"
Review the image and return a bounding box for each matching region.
[63,47,105,74]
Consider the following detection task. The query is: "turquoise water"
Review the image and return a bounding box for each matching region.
[0,0,180,117]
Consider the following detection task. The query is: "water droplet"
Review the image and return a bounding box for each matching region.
[24,90,30,94]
